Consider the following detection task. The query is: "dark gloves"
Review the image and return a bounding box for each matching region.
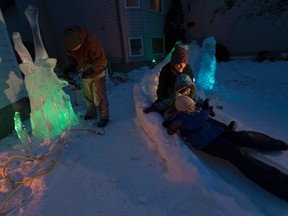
[77,64,95,78]
[162,120,170,128]
[201,98,210,110]
[209,106,216,117]
[62,70,73,80]
[143,104,158,114]
[167,119,182,135]
[201,98,216,117]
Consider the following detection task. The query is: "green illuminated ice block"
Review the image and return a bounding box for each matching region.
[12,5,78,139]
[14,112,32,151]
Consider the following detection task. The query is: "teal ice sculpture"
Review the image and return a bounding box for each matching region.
[12,5,78,139]
[14,112,32,151]
[197,37,217,93]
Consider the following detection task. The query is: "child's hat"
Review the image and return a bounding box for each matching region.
[174,74,196,95]
[175,94,195,112]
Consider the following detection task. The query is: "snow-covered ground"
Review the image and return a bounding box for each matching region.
[1,52,288,215]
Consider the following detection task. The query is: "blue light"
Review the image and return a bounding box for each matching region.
[197,37,216,93]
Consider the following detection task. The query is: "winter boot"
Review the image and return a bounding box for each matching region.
[209,106,216,117]
[226,121,237,131]
[98,119,109,127]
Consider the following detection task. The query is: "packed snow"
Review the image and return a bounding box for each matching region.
[1,50,288,215]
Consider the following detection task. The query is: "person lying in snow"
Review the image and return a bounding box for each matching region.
[164,94,288,201]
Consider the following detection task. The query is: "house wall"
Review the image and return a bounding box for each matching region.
[0,8,30,138]
[5,0,171,66]
[182,0,288,56]
[117,0,170,63]
[142,1,169,60]
[117,0,145,63]
[34,0,123,66]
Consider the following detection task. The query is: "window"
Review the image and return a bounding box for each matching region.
[149,0,162,12]
[152,37,164,54]
[129,38,143,56]
[125,0,140,8]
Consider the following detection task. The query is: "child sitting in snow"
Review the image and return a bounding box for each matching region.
[161,74,235,130]
[164,94,288,201]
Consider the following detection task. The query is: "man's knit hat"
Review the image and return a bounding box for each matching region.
[175,94,196,112]
[174,74,196,95]
[171,44,188,65]
[62,28,81,50]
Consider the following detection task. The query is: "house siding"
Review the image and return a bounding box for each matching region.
[37,0,123,64]
[36,0,170,64]
[0,9,30,138]
[118,1,145,63]
[118,0,169,63]
[4,0,171,65]
[0,16,27,108]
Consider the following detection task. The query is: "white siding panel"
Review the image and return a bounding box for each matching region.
[0,19,27,109]
[38,0,123,63]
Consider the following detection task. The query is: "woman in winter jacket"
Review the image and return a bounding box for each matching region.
[165,94,288,201]
[143,44,194,114]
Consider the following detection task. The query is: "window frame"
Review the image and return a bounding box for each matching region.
[128,37,144,57]
[124,0,140,9]
[148,0,162,13]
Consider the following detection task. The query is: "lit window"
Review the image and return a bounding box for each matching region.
[152,37,164,54]
[129,38,143,56]
[149,0,162,12]
[125,0,140,8]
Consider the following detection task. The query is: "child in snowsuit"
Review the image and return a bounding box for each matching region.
[162,74,234,130]
[165,94,288,201]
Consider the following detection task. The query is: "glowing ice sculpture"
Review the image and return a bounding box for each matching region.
[14,112,32,151]
[12,5,78,139]
[197,37,217,93]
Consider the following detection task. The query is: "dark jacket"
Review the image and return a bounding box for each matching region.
[156,62,194,100]
[64,26,107,79]
[167,108,225,150]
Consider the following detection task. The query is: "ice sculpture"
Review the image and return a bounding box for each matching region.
[188,40,202,81]
[14,112,32,151]
[197,37,216,93]
[12,5,78,139]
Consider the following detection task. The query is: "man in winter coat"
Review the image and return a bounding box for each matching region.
[143,44,194,114]
[165,94,288,201]
[62,26,109,127]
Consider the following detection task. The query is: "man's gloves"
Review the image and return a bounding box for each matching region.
[77,64,95,78]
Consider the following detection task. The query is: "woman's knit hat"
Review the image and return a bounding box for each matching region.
[174,74,196,95]
[171,44,188,66]
[175,94,196,112]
